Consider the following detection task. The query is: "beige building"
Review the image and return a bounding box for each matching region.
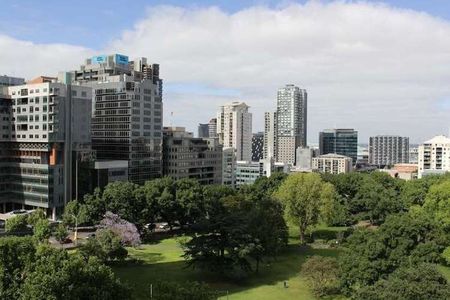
[217,102,252,161]
[162,127,222,185]
[312,154,352,174]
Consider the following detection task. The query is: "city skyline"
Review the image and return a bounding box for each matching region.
[1,1,450,143]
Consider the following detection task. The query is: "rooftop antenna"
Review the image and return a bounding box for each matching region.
[170,111,174,127]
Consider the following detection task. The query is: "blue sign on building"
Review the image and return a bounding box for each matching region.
[115,54,129,65]
[91,55,107,64]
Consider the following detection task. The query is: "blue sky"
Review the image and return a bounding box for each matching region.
[1,0,450,49]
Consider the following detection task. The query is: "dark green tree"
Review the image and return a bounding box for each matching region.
[5,214,29,234]
[0,236,35,298]
[355,264,450,300]
[150,281,217,300]
[21,245,130,299]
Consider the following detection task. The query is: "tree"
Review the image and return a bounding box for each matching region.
[0,236,35,298]
[143,177,183,230]
[352,176,403,224]
[80,229,128,262]
[5,214,29,234]
[150,281,217,300]
[32,218,52,243]
[339,212,448,295]
[0,237,130,299]
[175,178,205,226]
[301,256,340,297]
[442,246,450,265]
[27,209,46,226]
[355,264,450,300]
[246,196,288,272]
[274,173,336,244]
[53,224,68,244]
[102,181,146,228]
[62,200,89,243]
[321,194,351,226]
[20,246,131,299]
[423,180,450,229]
[100,211,141,247]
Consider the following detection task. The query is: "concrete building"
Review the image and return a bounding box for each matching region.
[276,84,307,165]
[162,127,222,185]
[0,77,92,218]
[319,129,358,165]
[418,135,450,178]
[217,102,252,161]
[198,123,209,138]
[69,54,163,185]
[235,159,289,187]
[369,135,409,167]
[222,147,236,186]
[295,146,313,170]
[409,147,419,164]
[380,164,418,181]
[263,111,277,160]
[312,154,353,174]
[252,132,264,162]
[208,118,217,138]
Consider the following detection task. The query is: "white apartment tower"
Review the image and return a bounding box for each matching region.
[276,84,307,165]
[217,102,252,161]
[418,135,450,178]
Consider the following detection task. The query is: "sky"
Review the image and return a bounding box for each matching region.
[1,0,450,143]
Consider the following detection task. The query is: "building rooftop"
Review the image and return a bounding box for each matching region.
[424,135,450,144]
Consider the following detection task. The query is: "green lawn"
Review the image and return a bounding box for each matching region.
[113,227,346,300]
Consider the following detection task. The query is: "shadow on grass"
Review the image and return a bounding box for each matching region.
[113,242,341,300]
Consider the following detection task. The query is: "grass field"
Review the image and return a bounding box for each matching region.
[113,226,346,299]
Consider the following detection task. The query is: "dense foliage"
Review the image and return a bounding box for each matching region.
[0,236,130,299]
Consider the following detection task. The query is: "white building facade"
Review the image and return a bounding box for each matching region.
[418,135,450,178]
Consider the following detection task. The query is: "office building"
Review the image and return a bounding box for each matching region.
[252,132,264,162]
[276,84,307,165]
[235,159,289,187]
[162,127,222,185]
[198,123,209,138]
[208,118,217,138]
[217,102,252,161]
[222,147,236,186]
[418,135,450,178]
[368,135,409,167]
[319,129,358,164]
[0,75,24,87]
[264,111,277,160]
[0,76,92,218]
[69,54,163,185]
[312,154,353,174]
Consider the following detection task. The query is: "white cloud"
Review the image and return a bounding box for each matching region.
[1,1,450,143]
[108,1,450,143]
[0,34,92,79]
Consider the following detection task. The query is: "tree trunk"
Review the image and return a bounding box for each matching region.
[256,258,260,273]
[299,229,306,245]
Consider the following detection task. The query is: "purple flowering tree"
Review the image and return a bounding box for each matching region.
[100,211,141,247]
